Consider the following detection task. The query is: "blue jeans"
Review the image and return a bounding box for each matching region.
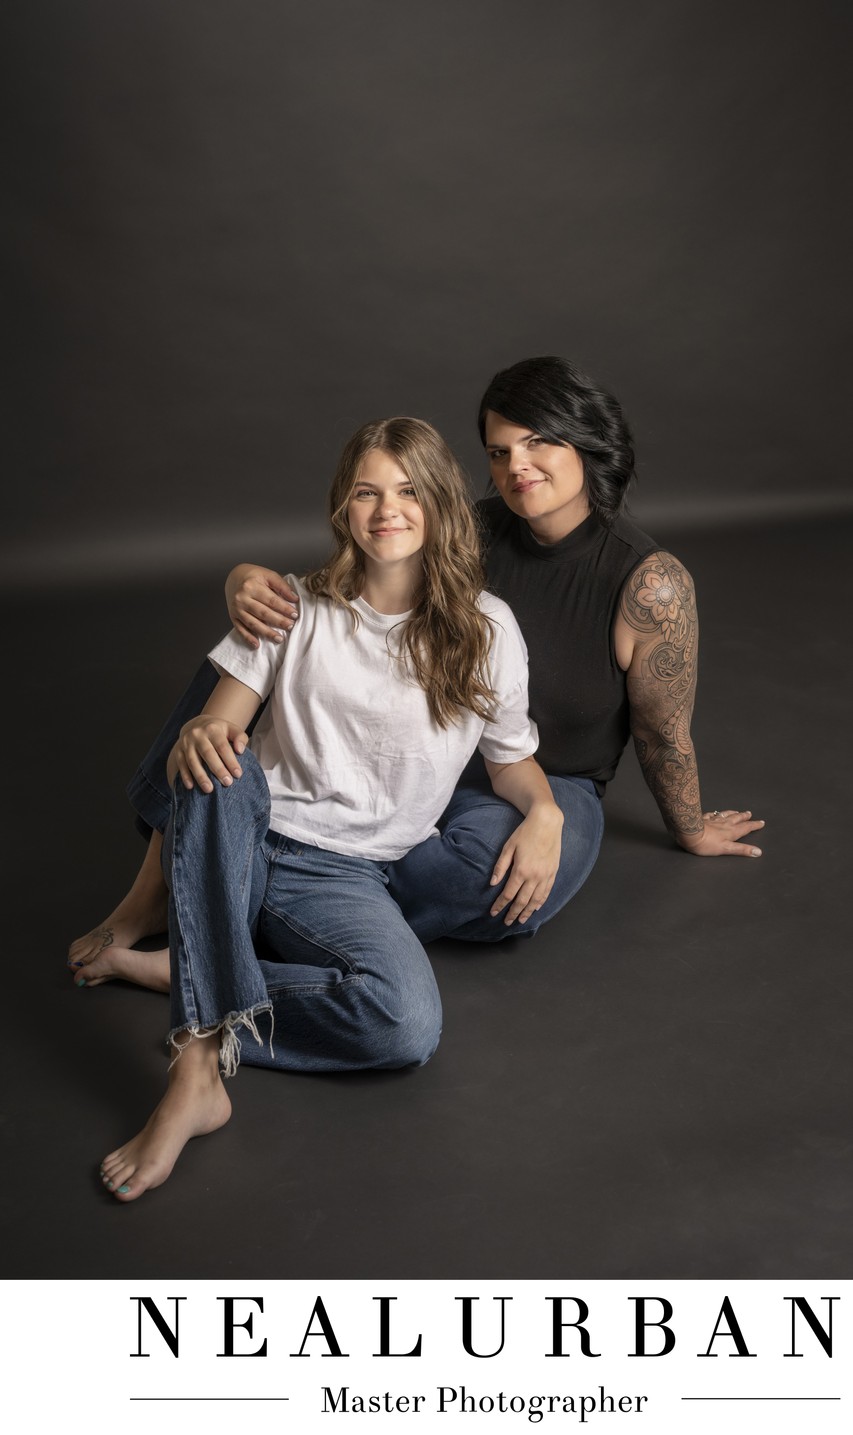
[387,768,603,943]
[130,658,604,948]
[163,750,442,1073]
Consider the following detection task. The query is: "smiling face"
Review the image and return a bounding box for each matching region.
[346,448,426,570]
[483,410,590,543]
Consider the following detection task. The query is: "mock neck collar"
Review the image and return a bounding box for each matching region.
[516,510,604,560]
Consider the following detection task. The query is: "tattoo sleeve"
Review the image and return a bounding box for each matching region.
[621,552,703,839]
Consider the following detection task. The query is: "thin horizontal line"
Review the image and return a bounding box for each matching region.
[681,1397,839,1401]
[130,1397,290,1402]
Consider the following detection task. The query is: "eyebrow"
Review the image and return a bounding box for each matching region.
[353,479,416,489]
[485,432,538,449]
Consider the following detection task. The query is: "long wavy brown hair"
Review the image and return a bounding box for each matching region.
[303,417,496,728]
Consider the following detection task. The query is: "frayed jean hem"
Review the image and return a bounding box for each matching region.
[167,1000,274,1079]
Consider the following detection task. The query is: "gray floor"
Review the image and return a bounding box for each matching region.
[4,516,850,1278]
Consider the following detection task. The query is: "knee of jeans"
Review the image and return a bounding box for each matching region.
[384,995,443,1068]
[444,810,519,875]
[557,807,604,887]
[174,748,268,811]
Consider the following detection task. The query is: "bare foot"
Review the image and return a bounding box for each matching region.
[68,831,168,970]
[73,945,170,992]
[100,1040,231,1201]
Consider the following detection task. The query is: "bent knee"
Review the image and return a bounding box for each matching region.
[444,811,520,873]
[381,1000,443,1068]
[173,749,268,812]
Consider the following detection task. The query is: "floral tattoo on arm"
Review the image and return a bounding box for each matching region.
[621,553,703,839]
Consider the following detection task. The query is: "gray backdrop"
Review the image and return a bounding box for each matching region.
[4,0,849,584]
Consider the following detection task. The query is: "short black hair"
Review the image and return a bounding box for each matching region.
[477,355,635,521]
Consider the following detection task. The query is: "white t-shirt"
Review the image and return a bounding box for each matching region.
[208,577,538,861]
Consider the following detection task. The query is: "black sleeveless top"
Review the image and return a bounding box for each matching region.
[478,497,659,791]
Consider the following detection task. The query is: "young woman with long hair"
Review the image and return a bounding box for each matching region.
[91,416,562,1201]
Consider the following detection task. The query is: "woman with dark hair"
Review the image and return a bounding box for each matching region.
[90,416,563,1200]
[478,354,636,523]
[466,355,761,865]
[70,356,762,989]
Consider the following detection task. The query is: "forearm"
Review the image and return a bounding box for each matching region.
[620,551,703,847]
[631,727,704,844]
[620,555,764,860]
[483,755,563,925]
[484,755,563,825]
[167,675,262,790]
[202,674,263,728]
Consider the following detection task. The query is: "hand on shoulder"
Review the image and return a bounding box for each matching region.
[225,564,300,647]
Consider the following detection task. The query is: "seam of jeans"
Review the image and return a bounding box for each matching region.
[238,801,268,902]
[167,796,200,1030]
[259,903,361,975]
[263,974,368,997]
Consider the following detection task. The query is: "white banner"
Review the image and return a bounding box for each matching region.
[4,1279,847,1433]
